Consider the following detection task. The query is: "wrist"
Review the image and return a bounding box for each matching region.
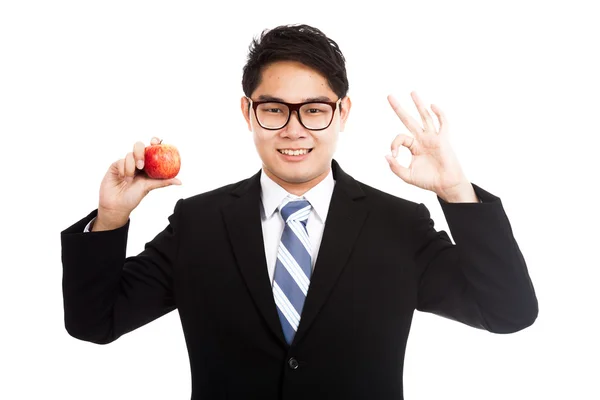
[94,207,130,231]
[437,181,478,203]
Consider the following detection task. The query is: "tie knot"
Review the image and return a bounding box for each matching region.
[279,199,311,224]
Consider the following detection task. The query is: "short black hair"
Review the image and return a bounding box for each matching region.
[242,24,349,99]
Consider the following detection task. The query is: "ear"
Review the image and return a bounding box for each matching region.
[240,96,252,131]
[339,96,352,132]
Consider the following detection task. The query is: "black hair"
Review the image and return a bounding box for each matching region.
[242,24,349,99]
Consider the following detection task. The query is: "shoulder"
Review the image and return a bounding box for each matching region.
[354,178,420,214]
[341,177,427,231]
[168,175,255,219]
[349,179,435,240]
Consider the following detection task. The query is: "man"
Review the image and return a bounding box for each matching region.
[61,24,538,399]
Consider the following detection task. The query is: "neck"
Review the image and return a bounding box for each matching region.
[263,167,330,196]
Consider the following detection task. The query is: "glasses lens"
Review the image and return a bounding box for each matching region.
[256,103,290,129]
[255,102,335,130]
[299,103,334,130]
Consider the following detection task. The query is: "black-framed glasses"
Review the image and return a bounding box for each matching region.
[247,97,341,131]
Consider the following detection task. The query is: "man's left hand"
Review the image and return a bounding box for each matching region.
[385,91,478,203]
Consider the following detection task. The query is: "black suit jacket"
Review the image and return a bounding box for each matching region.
[61,159,537,399]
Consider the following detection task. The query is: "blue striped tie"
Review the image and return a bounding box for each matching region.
[273,198,312,345]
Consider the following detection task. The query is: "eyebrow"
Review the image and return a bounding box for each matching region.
[256,95,334,102]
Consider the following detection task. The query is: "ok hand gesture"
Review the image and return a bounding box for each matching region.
[385,91,477,203]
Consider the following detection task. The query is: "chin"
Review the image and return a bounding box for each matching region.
[277,169,314,184]
[263,162,309,184]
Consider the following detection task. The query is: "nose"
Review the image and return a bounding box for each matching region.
[282,110,307,139]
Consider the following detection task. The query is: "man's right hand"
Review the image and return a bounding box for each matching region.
[92,137,182,232]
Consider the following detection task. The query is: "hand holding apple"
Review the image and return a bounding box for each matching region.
[93,137,182,232]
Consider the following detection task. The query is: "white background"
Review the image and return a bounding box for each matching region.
[1,1,598,399]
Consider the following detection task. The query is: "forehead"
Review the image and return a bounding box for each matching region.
[252,60,337,102]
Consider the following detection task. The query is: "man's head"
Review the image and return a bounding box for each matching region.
[240,24,351,195]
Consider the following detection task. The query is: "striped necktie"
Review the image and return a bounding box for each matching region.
[272,198,312,345]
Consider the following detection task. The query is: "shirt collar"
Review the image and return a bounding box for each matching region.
[260,168,335,223]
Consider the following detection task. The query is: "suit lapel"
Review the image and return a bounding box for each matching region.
[221,160,369,348]
[222,170,288,347]
[293,160,369,346]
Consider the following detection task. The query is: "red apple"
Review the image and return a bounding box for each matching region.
[144,140,181,179]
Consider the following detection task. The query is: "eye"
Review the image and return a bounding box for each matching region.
[306,108,322,114]
[257,103,287,114]
[266,108,283,113]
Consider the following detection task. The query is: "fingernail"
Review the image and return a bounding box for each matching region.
[137,160,144,169]
[392,149,397,157]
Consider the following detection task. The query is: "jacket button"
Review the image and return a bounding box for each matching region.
[288,357,299,370]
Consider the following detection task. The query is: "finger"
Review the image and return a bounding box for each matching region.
[431,104,448,135]
[390,133,417,157]
[115,158,125,179]
[144,177,182,194]
[387,94,423,135]
[133,141,145,169]
[385,155,411,183]
[171,178,182,185]
[124,152,135,181]
[150,137,161,145]
[411,91,435,133]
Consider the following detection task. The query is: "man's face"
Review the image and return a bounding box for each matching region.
[241,60,351,192]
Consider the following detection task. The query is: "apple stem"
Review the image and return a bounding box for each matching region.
[159,139,163,145]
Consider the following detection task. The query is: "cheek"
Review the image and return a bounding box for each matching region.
[253,130,275,151]
[317,129,338,148]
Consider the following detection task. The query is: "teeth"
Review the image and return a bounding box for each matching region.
[279,149,310,156]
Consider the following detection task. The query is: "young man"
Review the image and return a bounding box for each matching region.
[61,24,538,399]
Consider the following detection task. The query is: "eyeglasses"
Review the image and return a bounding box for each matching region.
[247,97,341,131]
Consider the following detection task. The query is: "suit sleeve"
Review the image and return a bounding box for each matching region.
[414,184,538,333]
[60,199,183,344]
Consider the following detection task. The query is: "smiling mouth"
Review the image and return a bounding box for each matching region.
[277,148,313,156]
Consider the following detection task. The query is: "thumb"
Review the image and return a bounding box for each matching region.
[385,155,411,183]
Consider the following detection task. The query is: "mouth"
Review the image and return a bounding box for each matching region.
[276,147,313,162]
[277,148,314,156]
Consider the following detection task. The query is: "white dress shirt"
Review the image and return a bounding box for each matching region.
[84,168,336,284]
[259,168,335,284]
